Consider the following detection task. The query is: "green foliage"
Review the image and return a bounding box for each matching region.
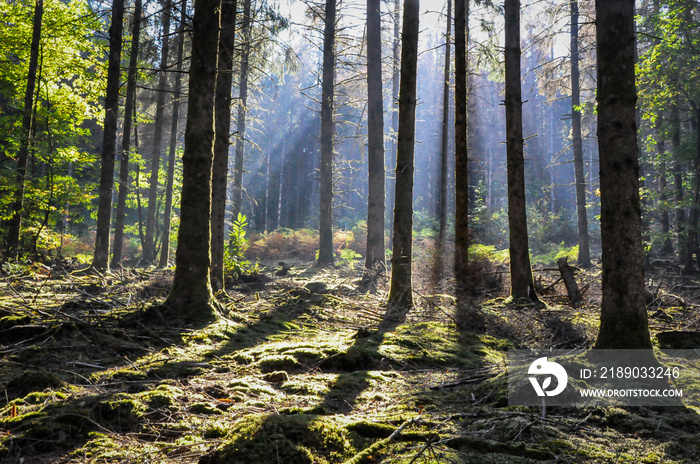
[337,248,361,270]
[468,244,509,264]
[224,214,258,278]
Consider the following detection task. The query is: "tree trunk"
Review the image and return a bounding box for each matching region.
[570,0,591,268]
[144,0,172,264]
[318,0,336,266]
[159,0,187,268]
[363,0,386,278]
[387,0,400,249]
[658,117,673,254]
[165,0,221,320]
[92,0,125,272]
[112,0,142,268]
[7,0,43,258]
[387,0,419,311]
[454,0,469,289]
[594,0,651,349]
[210,0,237,291]
[231,0,251,222]
[504,0,538,303]
[686,111,700,273]
[672,105,687,264]
[437,0,451,251]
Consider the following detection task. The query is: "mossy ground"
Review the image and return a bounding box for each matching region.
[2,259,700,462]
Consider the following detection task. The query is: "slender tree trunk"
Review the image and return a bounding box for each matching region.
[594,0,651,349]
[144,0,172,264]
[454,0,469,289]
[318,0,336,266]
[387,0,400,248]
[112,0,142,268]
[210,0,237,291]
[504,0,538,303]
[231,0,251,221]
[7,0,43,257]
[165,0,221,319]
[387,0,419,311]
[672,105,687,263]
[571,0,591,268]
[159,0,187,268]
[658,117,673,254]
[685,110,700,273]
[92,0,125,271]
[437,0,451,252]
[363,0,386,277]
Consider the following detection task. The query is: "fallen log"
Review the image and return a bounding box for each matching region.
[557,257,583,307]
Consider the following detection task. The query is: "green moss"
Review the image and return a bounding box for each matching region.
[0,314,31,330]
[138,385,183,410]
[4,370,64,397]
[204,414,355,464]
[189,402,223,415]
[257,354,300,373]
[93,395,146,431]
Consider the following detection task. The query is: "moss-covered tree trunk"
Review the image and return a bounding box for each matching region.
[363,0,386,277]
[454,0,469,290]
[594,0,651,349]
[211,0,237,291]
[112,0,142,269]
[92,0,124,272]
[159,0,187,268]
[504,0,538,303]
[144,0,172,264]
[318,0,336,266]
[7,0,42,257]
[570,0,591,268]
[387,0,419,311]
[165,0,221,320]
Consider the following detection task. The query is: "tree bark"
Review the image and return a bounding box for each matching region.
[165,0,221,320]
[112,0,142,268]
[557,257,582,307]
[504,0,538,303]
[672,105,687,264]
[570,0,591,268]
[387,0,419,311]
[7,0,43,258]
[363,0,386,278]
[318,0,336,266]
[159,0,188,268]
[387,0,400,249]
[686,111,700,273]
[436,0,451,248]
[210,0,237,291]
[92,0,125,272]
[231,0,251,221]
[594,0,651,349]
[144,0,172,264]
[454,0,469,289]
[658,117,673,254]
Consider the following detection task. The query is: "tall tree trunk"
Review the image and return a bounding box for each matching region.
[387,0,400,248]
[594,0,651,349]
[571,0,591,268]
[318,0,336,266]
[387,0,419,311]
[165,0,221,319]
[112,0,142,268]
[159,0,187,268]
[210,0,237,291]
[454,0,469,289]
[231,0,251,221]
[7,0,42,257]
[672,105,687,263]
[363,0,386,277]
[685,110,700,273]
[144,0,172,264]
[658,117,673,254]
[436,0,451,251]
[504,0,538,303]
[92,0,125,271]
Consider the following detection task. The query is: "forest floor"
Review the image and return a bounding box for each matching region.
[3,255,700,463]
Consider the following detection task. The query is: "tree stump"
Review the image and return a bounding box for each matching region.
[557,257,583,307]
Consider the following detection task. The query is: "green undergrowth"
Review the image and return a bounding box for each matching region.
[3,267,700,462]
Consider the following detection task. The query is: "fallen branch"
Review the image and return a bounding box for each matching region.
[343,415,423,464]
